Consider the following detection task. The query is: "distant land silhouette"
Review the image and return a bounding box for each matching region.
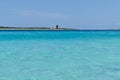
[0,25,78,30]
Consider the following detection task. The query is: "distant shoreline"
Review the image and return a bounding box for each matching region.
[0,26,120,31]
[0,26,79,30]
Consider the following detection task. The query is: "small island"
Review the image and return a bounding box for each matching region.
[0,25,79,30]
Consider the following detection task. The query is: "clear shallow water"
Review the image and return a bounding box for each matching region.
[0,30,120,80]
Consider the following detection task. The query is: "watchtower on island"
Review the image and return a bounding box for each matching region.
[55,25,59,29]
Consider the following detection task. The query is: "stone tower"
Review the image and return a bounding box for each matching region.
[55,25,59,29]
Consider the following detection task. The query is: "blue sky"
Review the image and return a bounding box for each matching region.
[0,0,120,29]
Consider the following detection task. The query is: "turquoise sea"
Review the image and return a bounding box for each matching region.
[0,30,120,80]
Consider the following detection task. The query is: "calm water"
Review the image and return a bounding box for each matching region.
[0,30,120,80]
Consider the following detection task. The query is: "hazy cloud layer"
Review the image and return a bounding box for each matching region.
[18,10,67,19]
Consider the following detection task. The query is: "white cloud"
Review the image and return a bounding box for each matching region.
[18,10,67,19]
